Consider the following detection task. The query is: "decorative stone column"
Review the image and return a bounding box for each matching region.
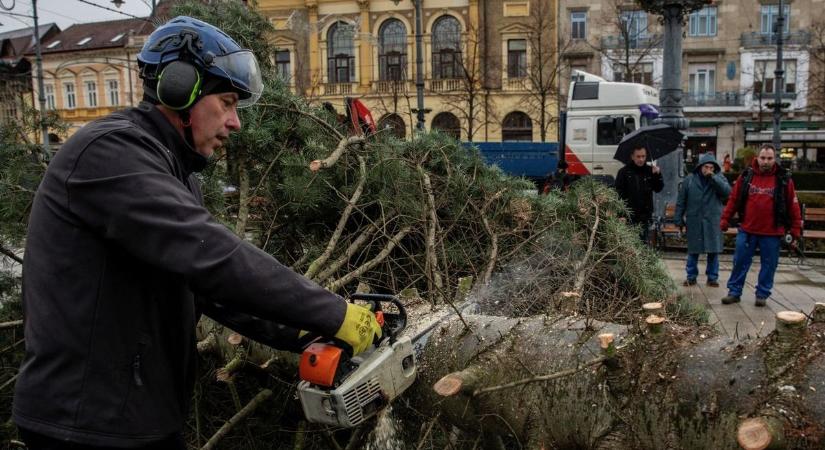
[357,0,372,94]
[639,0,710,216]
[306,1,320,97]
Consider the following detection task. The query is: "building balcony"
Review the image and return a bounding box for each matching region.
[372,80,411,94]
[740,31,810,48]
[684,91,744,107]
[321,82,356,96]
[600,34,663,50]
[503,77,529,92]
[428,78,463,92]
[754,92,798,101]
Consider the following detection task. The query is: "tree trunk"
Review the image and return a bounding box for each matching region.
[197,307,825,450]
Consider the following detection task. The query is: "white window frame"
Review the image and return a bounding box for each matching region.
[689,6,717,37]
[63,82,76,109]
[621,10,648,39]
[106,79,119,106]
[571,11,587,40]
[44,84,55,110]
[688,64,716,100]
[760,4,790,35]
[85,79,98,107]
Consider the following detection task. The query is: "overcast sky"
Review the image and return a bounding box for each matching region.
[0,0,154,34]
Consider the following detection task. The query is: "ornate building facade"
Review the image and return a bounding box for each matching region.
[258,0,561,143]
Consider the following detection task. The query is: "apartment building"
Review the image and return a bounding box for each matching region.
[29,18,154,137]
[258,0,561,142]
[0,23,60,125]
[560,0,825,166]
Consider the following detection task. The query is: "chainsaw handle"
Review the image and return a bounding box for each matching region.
[348,293,407,343]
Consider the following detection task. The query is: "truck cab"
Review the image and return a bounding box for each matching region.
[565,72,660,183]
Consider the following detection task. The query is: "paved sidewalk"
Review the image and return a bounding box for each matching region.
[663,253,825,339]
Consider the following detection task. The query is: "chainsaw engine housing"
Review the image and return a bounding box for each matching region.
[298,336,415,427]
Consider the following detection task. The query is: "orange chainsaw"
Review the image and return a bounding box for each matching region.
[297,294,415,428]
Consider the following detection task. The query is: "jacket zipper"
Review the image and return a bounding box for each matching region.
[132,348,145,387]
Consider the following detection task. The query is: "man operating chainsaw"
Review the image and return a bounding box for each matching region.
[14,17,381,450]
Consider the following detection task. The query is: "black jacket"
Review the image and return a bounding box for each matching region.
[614,163,664,225]
[14,103,346,447]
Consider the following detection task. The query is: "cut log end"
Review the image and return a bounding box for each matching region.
[776,311,806,325]
[598,333,615,349]
[812,303,825,323]
[309,160,322,172]
[737,417,781,450]
[434,373,464,397]
[642,302,663,313]
[227,333,244,346]
[646,315,666,335]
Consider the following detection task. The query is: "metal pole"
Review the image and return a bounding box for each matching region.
[32,0,50,159]
[126,50,134,106]
[772,0,784,151]
[414,0,425,131]
[653,4,688,218]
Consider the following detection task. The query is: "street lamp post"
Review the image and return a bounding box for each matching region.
[638,0,710,216]
[393,0,426,132]
[31,0,50,159]
[413,0,425,131]
[772,0,785,151]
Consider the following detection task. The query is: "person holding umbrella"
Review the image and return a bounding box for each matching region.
[673,153,731,287]
[613,124,684,243]
[614,146,664,242]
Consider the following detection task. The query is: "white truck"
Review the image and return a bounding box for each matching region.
[564,72,661,183]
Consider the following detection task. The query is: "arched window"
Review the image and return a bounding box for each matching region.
[431,112,461,140]
[502,112,533,141]
[378,113,406,139]
[327,22,356,83]
[379,19,407,81]
[432,16,462,79]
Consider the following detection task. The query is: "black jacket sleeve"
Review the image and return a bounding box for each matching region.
[62,128,347,338]
[614,167,628,200]
[650,169,664,193]
[197,299,306,352]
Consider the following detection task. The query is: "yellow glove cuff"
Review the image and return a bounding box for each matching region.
[334,302,383,355]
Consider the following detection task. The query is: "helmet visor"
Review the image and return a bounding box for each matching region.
[211,50,263,108]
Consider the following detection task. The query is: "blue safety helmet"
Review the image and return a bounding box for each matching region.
[138,16,263,109]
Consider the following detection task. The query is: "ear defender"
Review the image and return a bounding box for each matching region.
[157,61,202,110]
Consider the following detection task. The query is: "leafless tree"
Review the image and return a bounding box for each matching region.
[522,0,571,142]
[593,0,663,86]
[806,20,825,117]
[438,23,497,142]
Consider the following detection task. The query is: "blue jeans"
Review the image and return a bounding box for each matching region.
[686,253,719,282]
[726,231,781,299]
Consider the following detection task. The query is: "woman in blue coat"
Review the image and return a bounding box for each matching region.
[674,153,732,286]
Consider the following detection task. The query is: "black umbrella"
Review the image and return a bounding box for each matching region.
[613,124,684,164]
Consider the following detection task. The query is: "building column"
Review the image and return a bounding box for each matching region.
[306,1,321,96]
[358,0,372,94]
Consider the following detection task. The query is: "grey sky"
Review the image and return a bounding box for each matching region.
[0,0,153,34]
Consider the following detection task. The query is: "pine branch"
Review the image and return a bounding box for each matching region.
[200,389,273,450]
[309,135,364,172]
[0,245,23,264]
[326,226,412,293]
[315,222,378,282]
[418,165,443,301]
[473,355,607,397]
[305,156,367,280]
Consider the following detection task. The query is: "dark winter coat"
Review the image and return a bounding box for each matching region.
[14,102,346,447]
[674,153,731,254]
[614,163,664,225]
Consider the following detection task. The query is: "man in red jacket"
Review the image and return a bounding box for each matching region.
[719,144,802,306]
